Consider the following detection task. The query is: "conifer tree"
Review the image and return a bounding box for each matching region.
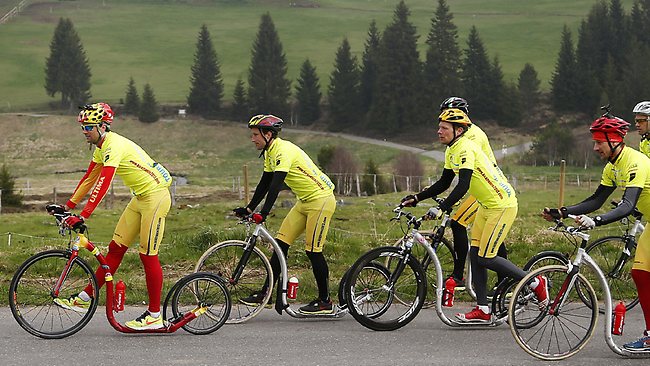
[608,0,629,70]
[248,13,291,117]
[295,59,321,125]
[44,18,91,110]
[499,82,522,127]
[231,77,249,122]
[461,26,493,120]
[0,164,22,207]
[359,20,381,114]
[550,26,579,112]
[138,83,159,123]
[630,1,650,46]
[361,159,388,195]
[369,1,424,132]
[187,24,223,119]
[518,63,541,112]
[489,56,521,126]
[621,42,650,121]
[123,77,140,115]
[423,0,462,106]
[328,38,360,131]
[575,5,609,114]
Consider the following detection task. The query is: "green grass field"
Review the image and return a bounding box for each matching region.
[0,0,636,111]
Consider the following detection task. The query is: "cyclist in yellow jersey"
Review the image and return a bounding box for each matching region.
[233,115,337,315]
[52,103,172,330]
[543,113,650,350]
[633,101,650,158]
[402,109,548,323]
[403,97,509,292]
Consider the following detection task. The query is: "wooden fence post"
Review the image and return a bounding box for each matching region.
[243,165,249,204]
[356,174,361,197]
[557,160,566,207]
[171,180,176,207]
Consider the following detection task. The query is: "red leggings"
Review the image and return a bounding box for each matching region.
[631,269,650,331]
[83,241,163,313]
[84,241,128,294]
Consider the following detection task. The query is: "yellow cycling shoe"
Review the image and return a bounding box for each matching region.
[53,295,90,313]
[124,311,164,330]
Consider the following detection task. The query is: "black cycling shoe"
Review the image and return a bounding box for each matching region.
[299,298,334,314]
[240,290,268,306]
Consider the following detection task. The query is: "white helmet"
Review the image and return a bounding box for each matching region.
[633,101,650,115]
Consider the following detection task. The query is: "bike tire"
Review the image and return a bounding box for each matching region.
[346,246,426,331]
[195,240,272,324]
[509,265,598,361]
[170,272,231,335]
[490,251,569,320]
[338,262,392,318]
[491,277,516,320]
[584,236,638,313]
[393,236,453,308]
[9,249,99,339]
[522,251,569,271]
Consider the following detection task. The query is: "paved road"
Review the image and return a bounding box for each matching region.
[1,304,648,366]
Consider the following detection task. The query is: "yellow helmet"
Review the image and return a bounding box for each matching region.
[78,103,114,125]
[438,108,471,125]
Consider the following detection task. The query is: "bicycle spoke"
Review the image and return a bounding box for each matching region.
[10,250,98,339]
[510,265,597,360]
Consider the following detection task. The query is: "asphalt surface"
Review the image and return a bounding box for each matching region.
[283,128,533,162]
[2,304,649,366]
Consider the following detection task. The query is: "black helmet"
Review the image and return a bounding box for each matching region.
[440,97,469,114]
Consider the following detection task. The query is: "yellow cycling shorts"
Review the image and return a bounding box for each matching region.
[112,189,171,255]
[634,226,650,272]
[470,205,517,258]
[276,194,336,253]
[451,195,479,227]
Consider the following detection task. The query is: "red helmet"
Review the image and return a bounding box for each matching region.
[78,103,114,125]
[247,114,283,133]
[589,116,629,143]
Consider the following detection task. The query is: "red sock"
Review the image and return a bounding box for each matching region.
[84,241,128,296]
[140,253,163,313]
[631,269,650,331]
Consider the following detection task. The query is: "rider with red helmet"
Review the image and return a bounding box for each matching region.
[543,111,650,350]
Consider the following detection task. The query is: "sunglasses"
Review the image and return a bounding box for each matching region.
[81,124,99,131]
[635,118,649,123]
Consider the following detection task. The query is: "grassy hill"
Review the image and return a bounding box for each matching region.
[0,113,438,200]
[0,0,636,111]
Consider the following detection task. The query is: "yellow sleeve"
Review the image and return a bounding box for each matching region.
[68,162,103,207]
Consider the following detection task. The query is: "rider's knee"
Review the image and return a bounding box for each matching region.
[450,219,466,232]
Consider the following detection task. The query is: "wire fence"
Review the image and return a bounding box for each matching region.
[0,0,26,25]
[1,171,600,213]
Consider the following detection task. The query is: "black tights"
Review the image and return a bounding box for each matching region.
[265,239,330,301]
[469,246,526,306]
[264,239,290,292]
[306,251,330,301]
[450,220,509,284]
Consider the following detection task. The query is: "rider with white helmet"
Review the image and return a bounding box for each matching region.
[633,101,650,158]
